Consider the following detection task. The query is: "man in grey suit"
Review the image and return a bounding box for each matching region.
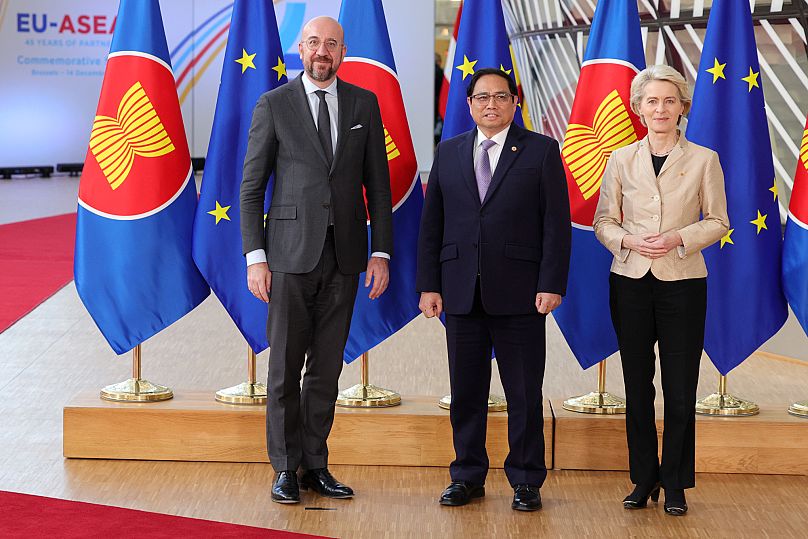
[240,16,393,504]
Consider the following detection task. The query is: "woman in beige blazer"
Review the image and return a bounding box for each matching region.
[594,65,729,516]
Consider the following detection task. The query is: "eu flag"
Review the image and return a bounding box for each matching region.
[783,117,808,335]
[192,0,287,353]
[338,0,423,362]
[686,0,788,375]
[441,0,522,141]
[75,0,210,355]
[553,0,646,369]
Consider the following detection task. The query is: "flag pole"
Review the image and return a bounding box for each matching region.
[562,360,626,414]
[336,352,401,407]
[100,344,173,402]
[695,374,759,416]
[215,344,267,405]
[788,401,808,418]
[438,358,507,412]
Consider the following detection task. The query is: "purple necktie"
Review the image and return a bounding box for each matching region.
[475,138,497,202]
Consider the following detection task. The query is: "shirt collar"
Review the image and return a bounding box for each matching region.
[302,74,338,97]
[476,124,511,148]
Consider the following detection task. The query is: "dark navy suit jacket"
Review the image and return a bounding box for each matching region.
[416,123,571,315]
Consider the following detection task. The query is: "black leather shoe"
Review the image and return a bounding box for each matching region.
[623,482,661,509]
[512,485,542,511]
[299,468,354,499]
[664,488,688,516]
[439,481,485,506]
[271,471,300,504]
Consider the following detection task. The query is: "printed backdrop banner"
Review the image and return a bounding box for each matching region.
[0,0,432,169]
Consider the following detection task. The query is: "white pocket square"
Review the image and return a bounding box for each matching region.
[350,124,363,130]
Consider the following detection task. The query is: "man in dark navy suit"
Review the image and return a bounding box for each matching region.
[416,68,570,512]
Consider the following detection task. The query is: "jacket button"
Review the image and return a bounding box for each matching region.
[652,215,659,221]
[652,195,660,201]
[322,203,330,209]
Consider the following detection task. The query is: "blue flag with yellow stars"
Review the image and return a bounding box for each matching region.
[192,0,288,353]
[441,0,523,141]
[686,0,787,375]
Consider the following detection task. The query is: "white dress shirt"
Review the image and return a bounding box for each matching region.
[246,74,388,267]
[302,75,339,155]
[473,124,511,175]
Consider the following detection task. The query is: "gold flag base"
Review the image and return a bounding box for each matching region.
[215,382,267,405]
[695,392,759,416]
[100,378,173,402]
[438,394,507,412]
[787,400,808,418]
[336,383,401,408]
[562,391,626,414]
[562,360,625,414]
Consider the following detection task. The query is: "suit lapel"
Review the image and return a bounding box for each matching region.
[286,75,329,167]
[481,124,522,207]
[331,79,355,174]
[637,137,656,182]
[457,129,480,206]
[657,135,685,179]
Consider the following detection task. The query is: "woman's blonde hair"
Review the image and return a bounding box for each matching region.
[629,65,692,117]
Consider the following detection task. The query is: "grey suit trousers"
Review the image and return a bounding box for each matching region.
[265,229,359,472]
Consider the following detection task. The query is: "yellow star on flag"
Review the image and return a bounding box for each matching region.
[741,67,759,92]
[720,228,734,249]
[706,58,726,84]
[750,210,767,234]
[769,179,778,201]
[456,55,477,80]
[235,48,257,74]
[272,56,287,81]
[499,64,512,75]
[208,201,231,224]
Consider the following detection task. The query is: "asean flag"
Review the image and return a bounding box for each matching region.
[337,0,423,362]
[783,118,808,335]
[74,0,209,355]
[552,0,646,369]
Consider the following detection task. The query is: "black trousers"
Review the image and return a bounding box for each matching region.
[445,282,547,487]
[265,228,359,472]
[609,271,706,489]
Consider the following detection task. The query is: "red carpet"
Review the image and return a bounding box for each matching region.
[0,213,76,333]
[0,491,332,538]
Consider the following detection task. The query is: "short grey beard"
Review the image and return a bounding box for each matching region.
[306,63,336,82]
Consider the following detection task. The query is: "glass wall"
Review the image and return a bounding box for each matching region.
[503,0,808,220]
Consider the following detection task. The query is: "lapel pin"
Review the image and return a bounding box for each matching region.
[511,146,517,152]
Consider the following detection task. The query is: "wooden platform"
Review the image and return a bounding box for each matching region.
[552,399,808,475]
[63,392,554,469]
[63,392,807,475]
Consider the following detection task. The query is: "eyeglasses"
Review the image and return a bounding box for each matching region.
[470,92,515,105]
[302,38,343,53]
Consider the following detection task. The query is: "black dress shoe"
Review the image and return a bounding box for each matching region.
[664,488,688,516]
[271,471,300,504]
[623,482,661,509]
[439,481,485,506]
[512,485,542,512]
[299,468,354,499]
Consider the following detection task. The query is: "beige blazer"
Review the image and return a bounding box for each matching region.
[593,134,729,281]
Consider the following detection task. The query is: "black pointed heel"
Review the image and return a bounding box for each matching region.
[623,482,661,509]
[664,488,688,516]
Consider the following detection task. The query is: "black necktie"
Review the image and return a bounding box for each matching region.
[315,90,333,165]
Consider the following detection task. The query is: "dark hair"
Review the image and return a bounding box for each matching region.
[466,67,518,97]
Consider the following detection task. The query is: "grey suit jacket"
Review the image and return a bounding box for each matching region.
[240,75,393,275]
